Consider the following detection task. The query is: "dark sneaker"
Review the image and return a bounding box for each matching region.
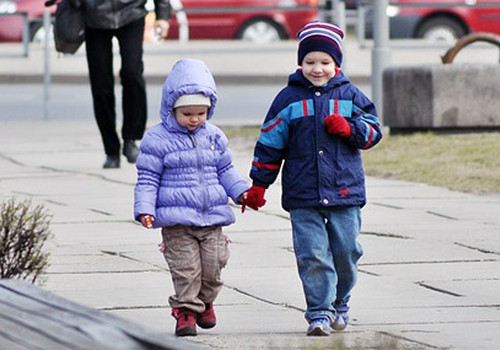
[172,308,197,336]
[307,317,330,336]
[122,140,139,163]
[332,311,349,331]
[196,302,216,329]
[103,155,120,169]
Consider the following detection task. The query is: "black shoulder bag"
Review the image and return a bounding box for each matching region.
[46,0,85,55]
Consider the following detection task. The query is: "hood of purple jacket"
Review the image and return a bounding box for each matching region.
[160,58,218,129]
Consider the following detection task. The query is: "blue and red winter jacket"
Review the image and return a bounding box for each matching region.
[250,69,382,211]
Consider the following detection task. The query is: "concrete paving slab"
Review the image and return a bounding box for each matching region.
[361,322,500,350]
[45,250,162,274]
[359,235,488,266]
[45,271,173,309]
[364,260,500,282]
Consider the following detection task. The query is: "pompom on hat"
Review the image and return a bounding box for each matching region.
[173,93,211,108]
[297,22,345,67]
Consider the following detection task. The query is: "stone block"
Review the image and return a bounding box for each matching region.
[383,64,500,129]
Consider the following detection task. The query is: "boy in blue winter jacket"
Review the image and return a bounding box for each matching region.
[242,22,383,336]
[134,58,249,337]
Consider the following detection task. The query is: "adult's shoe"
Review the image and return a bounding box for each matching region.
[123,140,140,163]
[103,155,120,169]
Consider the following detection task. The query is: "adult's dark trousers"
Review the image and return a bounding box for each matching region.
[85,18,147,156]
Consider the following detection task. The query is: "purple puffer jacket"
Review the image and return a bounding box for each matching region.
[134,58,249,228]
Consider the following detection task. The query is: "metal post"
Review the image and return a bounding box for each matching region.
[331,0,346,31]
[43,8,51,120]
[357,4,366,47]
[331,0,347,70]
[21,12,29,57]
[170,0,189,43]
[371,0,391,125]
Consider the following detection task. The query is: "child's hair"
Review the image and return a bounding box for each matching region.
[297,22,344,67]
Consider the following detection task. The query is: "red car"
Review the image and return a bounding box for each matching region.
[0,0,318,43]
[158,0,319,42]
[387,0,500,42]
[0,0,55,42]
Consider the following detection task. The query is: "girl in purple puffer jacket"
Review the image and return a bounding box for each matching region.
[134,58,249,337]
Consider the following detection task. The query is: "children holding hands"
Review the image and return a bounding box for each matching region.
[134,20,382,338]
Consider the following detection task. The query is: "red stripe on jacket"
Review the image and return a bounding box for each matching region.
[261,117,283,133]
[252,161,280,170]
[302,100,309,116]
[362,125,375,149]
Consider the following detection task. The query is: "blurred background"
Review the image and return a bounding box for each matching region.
[1,0,499,45]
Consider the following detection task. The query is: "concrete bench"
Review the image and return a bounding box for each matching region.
[382,64,500,131]
[0,279,210,350]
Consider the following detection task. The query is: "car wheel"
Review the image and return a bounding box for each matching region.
[415,17,467,43]
[237,19,285,43]
[30,20,54,44]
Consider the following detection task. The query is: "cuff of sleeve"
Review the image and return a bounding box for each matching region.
[155,2,172,20]
[252,181,269,189]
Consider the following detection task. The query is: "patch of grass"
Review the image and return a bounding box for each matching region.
[222,126,500,195]
[362,132,500,194]
[220,125,260,139]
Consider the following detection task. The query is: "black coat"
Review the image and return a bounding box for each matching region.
[79,0,171,29]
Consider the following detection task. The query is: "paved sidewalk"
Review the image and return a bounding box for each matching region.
[0,119,499,349]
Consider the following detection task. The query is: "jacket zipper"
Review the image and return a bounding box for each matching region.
[189,132,208,225]
[314,88,325,205]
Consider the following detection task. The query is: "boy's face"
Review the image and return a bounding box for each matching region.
[174,105,208,131]
[301,51,337,87]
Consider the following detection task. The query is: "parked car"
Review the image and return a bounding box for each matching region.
[0,0,319,44]
[0,0,55,43]
[390,0,500,41]
[150,0,319,42]
[363,0,500,42]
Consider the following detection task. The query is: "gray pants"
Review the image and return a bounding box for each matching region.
[162,225,230,313]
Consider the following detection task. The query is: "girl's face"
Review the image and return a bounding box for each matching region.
[175,105,208,131]
[301,51,337,87]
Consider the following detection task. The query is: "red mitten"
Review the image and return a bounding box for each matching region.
[241,185,267,213]
[324,114,351,137]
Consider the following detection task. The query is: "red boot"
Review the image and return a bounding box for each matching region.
[171,308,197,336]
[196,302,216,329]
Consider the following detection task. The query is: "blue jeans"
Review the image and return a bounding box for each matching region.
[290,206,363,323]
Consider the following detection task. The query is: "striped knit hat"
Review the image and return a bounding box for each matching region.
[297,22,344,67]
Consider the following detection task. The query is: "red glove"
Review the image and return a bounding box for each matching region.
[241,185,267,213]
[324,114,351,137]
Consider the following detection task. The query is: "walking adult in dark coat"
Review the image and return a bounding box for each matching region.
[80,0,171,168]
